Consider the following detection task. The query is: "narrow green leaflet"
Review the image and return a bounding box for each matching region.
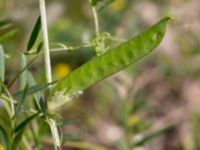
[0,94,17,104]
[0,23,12,31]
[12,129,25,149]
[0,81,17,104]
[63,133,82,141]
[90,0,103,6]
[12,113,39,148]
[36,42,43,53]
[57,118,80,126]
[0,29,18,43]
[27,16,41,51]
[7,56,38,88]
[24,42,43,55]
[90,0,116,10]
[14,81,56,98]
[14,113,39,133]
[97,0,116,11]
[0,18,8,27]
[0,45,5,83]
[49,17,171,112]
[20,54,28,90]
[15,54,28,115]
[15,84,28,116]
[0,124,8,149]
[0,18,12,31]
[134,124,174,146]
[27,71,42,110]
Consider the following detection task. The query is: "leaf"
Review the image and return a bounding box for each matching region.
[52,17,172,101]
[27,71,48,112]
[0,124,8,149]
[12,129,25,149]
[19,54,28,90]
[36,42,43,53]
[7,56,38,88]
[63,133,82,141]
[14,113,39,133]
[57,118,80,126]
[0,18,9,27]
[27,16,41,51]
[0,45,5,85]
[0,29,18,43]
[0,18,12,31]
[0,81,17,104]
[134,124,174,146]
[27,71,42,110]
[96,0,116,11]
[15,84,28,116]
[90,0,103,6]
[14,81,56,98]
[0,23,12,31]
[24,42,43,55]
[0,94,17,104]
[90,0,116,10]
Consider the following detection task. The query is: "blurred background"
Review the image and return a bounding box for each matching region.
[0,0,200,149]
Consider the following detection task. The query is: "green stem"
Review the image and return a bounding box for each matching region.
[91,6,107,56]
[92,7,100,36]
[46,118,61,150]
[39,0,52,84]
[24,42,93,54]
[50,43,93,52]
[39,0,61,149]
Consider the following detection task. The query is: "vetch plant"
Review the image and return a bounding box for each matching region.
[0,0,172,149]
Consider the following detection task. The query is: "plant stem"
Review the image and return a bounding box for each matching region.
[10,102,15,118]
[25,42,93,54]
[39,0,52,84]
[91,6,106,56]
[50,43,93,52]
[92,7,100,36]
[39,0,61,149]
[46,118,61,150]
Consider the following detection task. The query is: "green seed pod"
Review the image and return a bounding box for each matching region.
[49,17,172,112]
